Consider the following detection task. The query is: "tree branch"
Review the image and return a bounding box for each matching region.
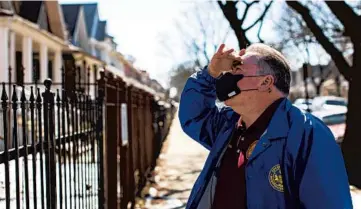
[194,5,211,63]
[244,1,274,31]
[257,17,265,43]
[240,0,259,25]
[287,1,352,81]
[218,0,250,48]
[325,1,361,42]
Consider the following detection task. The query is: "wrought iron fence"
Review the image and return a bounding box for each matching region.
[0,79,104,209]
[0,67,175,209]
[99,71,176,209]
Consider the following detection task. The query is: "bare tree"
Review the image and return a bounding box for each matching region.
[273,2,352,63]
[158,2,232,68]
[164,1,275,98]
[272,4,337,96]
[285,1,361,188]
[159,2,233,95]
[217,0,274,49]
[217,0,361,187]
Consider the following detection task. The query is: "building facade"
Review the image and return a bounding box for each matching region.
[0,1,165,100]
[0,1,66,87]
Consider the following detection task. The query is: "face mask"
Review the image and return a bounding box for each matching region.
[215,72,265,102]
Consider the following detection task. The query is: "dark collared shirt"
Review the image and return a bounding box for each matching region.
[212,98,284,209]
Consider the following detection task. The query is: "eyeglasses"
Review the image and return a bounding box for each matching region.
[231,74,270,82]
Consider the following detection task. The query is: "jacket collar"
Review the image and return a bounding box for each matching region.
[228,98,291,139]
[261,98,292,140]
[247,98,292,163]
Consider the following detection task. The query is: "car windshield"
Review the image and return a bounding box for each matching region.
[295,99,312,105]
[323,113,346,125]
[325,100,347,106]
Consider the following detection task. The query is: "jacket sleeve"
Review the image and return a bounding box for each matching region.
[178,66,231,150]
[296,117,353,209]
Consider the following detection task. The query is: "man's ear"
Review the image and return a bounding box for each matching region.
[259,75,274,92]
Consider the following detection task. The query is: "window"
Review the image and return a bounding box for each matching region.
[325,100,347,106]
[48,61,53,80]
[0,1,13,10]
[33,59,40,82]
[16,52,24,85]
[323,114,346,125]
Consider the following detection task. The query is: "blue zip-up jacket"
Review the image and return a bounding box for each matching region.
[178,67,353,209]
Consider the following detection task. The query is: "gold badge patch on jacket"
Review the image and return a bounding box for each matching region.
[246,140,258,159]
[268,164,284,192]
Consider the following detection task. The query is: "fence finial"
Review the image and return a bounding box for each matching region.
[29,87,35,110]
[99,70,105,81]
[12,85,17,103]
[21,86,26,102]
[36,88,42,103]
[29,87,34,103]
[1,83,8,101]
[44,78,52,90]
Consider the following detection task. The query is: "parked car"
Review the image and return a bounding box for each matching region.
[312,109,347,143]
[293,98,313,111]
[310,96,347,112]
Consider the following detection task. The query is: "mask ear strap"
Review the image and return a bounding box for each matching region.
[240,88,258,92]
[243,75,269,78]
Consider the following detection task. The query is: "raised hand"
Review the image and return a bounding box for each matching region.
[208,44,244,78]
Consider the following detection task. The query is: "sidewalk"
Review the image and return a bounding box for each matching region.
[137,113,361,209]
[136,113,208,209]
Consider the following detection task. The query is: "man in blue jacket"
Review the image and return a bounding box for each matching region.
[179,43,352,209]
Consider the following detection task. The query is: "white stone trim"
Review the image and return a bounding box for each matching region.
[0,26,9,82]
[0,16,67,52]
[22,36,33,83]
[40,43,48,82]
[9,31,16,83]
[53,50,62,84]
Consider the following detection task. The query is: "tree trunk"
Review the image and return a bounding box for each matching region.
[217,2,250,49]
[342,47,361,188]
[286,1,361,187]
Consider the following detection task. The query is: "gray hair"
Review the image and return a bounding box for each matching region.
[247,43,291,95]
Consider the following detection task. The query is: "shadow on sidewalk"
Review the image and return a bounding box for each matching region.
[134,114,208,209]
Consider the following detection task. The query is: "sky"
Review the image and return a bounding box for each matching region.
[60,0,197,87]
[58,0,327,88]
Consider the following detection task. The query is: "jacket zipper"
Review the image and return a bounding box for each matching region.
[191,128,236,208]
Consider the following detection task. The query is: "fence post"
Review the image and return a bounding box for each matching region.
[145,94,153,169]
[42,78,57,209]
[103,74,119,209]
[137,91,146,179]
[118,80,129,209]
[1,83,10,209]
[133,89,143,194]
[126,85,136,207]
[97,71,106,209]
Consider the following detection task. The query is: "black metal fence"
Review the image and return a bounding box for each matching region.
[0,79,103,209]
[99,71,176,209]
[0,68,176,209]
